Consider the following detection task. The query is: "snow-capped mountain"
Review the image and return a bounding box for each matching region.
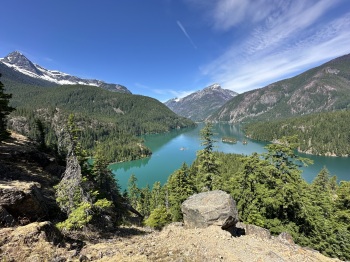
[0,51,131,93]
[165,84,238,121]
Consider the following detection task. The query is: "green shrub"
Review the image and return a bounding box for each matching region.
[144,207,171,229]
[57,202,93,230]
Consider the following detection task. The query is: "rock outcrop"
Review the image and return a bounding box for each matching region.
[0,181,48,224]
[181,190,239,229]
[236,222,271,239]
[0,221,66,261]
[0,132,64,226]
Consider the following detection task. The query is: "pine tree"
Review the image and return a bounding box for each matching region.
[231,152,277,226]
[0,73,15,141]
[335,181,350,224]
[150,181,165,210]
[91,146,124,206]
[139,185,151,217]
[35,119,46,149]
[196,123,220,191]
[312,166,332,192]
[127,174,140,208]
[167,163,195,221]
[263,136,312,224]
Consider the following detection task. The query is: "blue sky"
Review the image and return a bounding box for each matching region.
[1,0,350,102]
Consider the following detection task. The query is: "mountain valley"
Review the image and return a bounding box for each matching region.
[1,51,350,261]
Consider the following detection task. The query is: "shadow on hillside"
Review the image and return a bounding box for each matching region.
[115,226,151,238]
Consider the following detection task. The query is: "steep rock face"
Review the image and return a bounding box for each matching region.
[0,51,131,93]
[181,190,239,229]
[165,83,237,121]
[208,54,350,123]
[0,132,65,226]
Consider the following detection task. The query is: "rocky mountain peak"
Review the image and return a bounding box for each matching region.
[165,84,238,121]
[0,51,131,93]
[3,50,25,60]
[1,51,43,76]
[204,83,221,90]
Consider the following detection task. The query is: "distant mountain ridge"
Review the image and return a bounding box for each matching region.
[165,84,237,121]
[0,51,131,93]
[208,53,350,123]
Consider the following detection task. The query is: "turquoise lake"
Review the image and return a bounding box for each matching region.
[110,123,350,191]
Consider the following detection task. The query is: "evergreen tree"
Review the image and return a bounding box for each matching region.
[127,174,140,208]
[335,181,350,224]
[150,181,165,210]
[35,119,46,150]
[311,166,335,193]
[230,153,278,226]
[262,136,312,227]
[230,137,314,237]
[196,123,220,191]
[139,184,151,217]
[0,73,15,141]
[263,135,313,180]
[90,146,125,212]
[167,163,195,221]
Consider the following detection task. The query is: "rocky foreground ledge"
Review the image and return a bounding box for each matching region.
[0,133,341,262]
[0,221,340,262]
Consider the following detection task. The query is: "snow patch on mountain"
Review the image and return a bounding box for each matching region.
[0,51,131,93]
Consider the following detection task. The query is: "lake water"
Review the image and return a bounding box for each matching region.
[110,123,350,191]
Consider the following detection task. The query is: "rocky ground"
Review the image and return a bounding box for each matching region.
[0,133,342,262]
[0,222,340,262]
[82,223,341,262]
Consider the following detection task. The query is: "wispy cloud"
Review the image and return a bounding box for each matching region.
[135,82,195,101]
[168,89,196,98]
[192,0,350,93]
[176,20,197,49]
[44,57,54,62]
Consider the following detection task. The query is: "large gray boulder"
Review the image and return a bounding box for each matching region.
[181,190,239,229]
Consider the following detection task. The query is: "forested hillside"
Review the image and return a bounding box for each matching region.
[5,82,194,162]
[208,54,350,123]
[244,110,350,156]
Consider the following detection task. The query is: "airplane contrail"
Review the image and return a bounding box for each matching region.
[176,20,197,49]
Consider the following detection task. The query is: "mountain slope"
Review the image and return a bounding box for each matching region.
[244,110,350,156]
[165,83,237,121]
[7,83,194,134]
[0,51,131,93]
[6,83,194,162]
[208,54,350,123]
[2,63,194,162]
